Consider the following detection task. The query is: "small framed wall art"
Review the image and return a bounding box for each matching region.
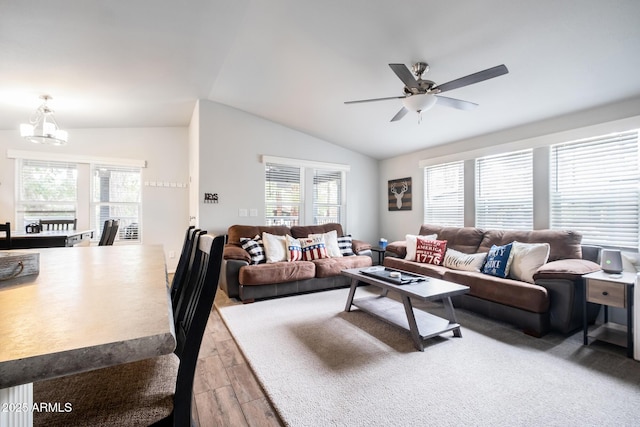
[388,177,412,211]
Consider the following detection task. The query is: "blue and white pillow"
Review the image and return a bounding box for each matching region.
[481,243,515,278]
[337,235,355,256]
[240,235,266,265]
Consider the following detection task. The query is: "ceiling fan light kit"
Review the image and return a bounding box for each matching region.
[20,95,69,145]
[345,62,509,123]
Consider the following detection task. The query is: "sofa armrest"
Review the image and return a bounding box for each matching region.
[385,241,407,259]
[351,239,371,253]
[219,258,248,299]
[224,244,251,263]
[533,258,601,282]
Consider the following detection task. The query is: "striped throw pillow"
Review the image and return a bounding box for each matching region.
[240,235,266,265]
[300,236,329,261]
[285,235,303,262]
[337,235,355,256]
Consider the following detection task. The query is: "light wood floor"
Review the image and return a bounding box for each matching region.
[191,290,284,427]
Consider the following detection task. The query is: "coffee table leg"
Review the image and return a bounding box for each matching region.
[443,296,462,338]
[401,295,424,351]
[344,278,359,312]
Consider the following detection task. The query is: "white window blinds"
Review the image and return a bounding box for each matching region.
[17,159,78,227]
[313,170,343,225]
[550,130,639,249]
[91,164,142,242]
[265,163,301,226]
[424,161,464,227]
[476,150,533,230]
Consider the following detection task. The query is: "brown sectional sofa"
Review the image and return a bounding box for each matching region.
[221,223,372,302]
[384,224,603,336]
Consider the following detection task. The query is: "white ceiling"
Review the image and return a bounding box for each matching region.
[2,0,640,159]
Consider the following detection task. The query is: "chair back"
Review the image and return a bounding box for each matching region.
[170,226,200,310]
[40,218,77,231]
[171,232,224,426]
[98,220,114,246]
[106,219,119,245]
[0,222,11,250]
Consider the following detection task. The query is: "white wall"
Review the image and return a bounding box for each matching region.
[379,97,640,242]
[0,127,189,271]
[193,100,380,244]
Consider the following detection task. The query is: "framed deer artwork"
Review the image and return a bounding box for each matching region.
[388,177,412,211]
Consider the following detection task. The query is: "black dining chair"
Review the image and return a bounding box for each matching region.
[0,222,11,249]
[39,218,77,231]
[33,232,225,427]
[170,226,201,309]
[98,219,120,246]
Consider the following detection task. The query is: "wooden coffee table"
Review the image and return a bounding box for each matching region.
[342,267,470,351]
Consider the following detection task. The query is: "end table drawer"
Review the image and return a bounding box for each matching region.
[587,279,626,308]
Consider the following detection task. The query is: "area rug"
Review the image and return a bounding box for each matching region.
[217,286,640,426]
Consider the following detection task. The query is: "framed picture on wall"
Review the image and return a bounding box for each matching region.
[388,177,412,211]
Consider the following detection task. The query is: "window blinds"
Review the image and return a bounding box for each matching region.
[265,163,302,226]
[475,150,533,230]
[313,170,342,225]
[550,130,639,249]
[424,161,464,227]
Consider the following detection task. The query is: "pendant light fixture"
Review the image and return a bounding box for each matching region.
[20,95,69,145]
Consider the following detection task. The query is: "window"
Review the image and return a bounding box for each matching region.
[313,169,343,225]
[424,161,464,227]
[91,164,142,242]
[264,156,348,227]
[551,130,639,249]
[16,159,78,228]
[476,150,533,230]
[265,163,302,226]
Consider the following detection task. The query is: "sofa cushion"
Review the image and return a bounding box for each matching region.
[482,243,515,278]
[443,248,487,272]
[291,223,344,239]
[262,232,288,263]
[313,255,373,278]
[405,234,438,261]
[285,235,303,262]
[300,236,329,261]
[414,237,447,265]
[533,259,601,281]
[309,229,342,258]
[383,257,448,279]
[239,261,316,286]
[227,225,291,246]
[478,229,582,261]
[419,224,485,254]
[443,270,549,313]
[337,235,355,256]
[509,241,550,283]
[240,235,266,265]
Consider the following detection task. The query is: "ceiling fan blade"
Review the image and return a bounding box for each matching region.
[344,95,405,105]
[389,64,419,89]
[390,107,408,122]
[435,64,509,94]
[435,95,478,111]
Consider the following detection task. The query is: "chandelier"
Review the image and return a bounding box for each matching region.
[20,95,69,145]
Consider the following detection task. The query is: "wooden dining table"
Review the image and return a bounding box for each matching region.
[0,245,176,427]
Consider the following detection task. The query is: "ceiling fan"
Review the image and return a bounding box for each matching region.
[344,62,509,122]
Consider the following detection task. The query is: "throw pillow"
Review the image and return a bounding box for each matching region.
[262,232,287,263]
[414,237,447,265]
[405,234,438,261]
[240,235,266,265]
[300,236,329,261]
[509,241,550,283]
[481,243,515,278]
[285,234,303,262]
[443,249,487,272]
[309,230,342,258]
[337,235,355,256]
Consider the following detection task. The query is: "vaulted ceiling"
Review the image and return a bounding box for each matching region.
[2,1,640,159]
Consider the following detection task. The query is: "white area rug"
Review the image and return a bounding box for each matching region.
[218,286,640,426]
